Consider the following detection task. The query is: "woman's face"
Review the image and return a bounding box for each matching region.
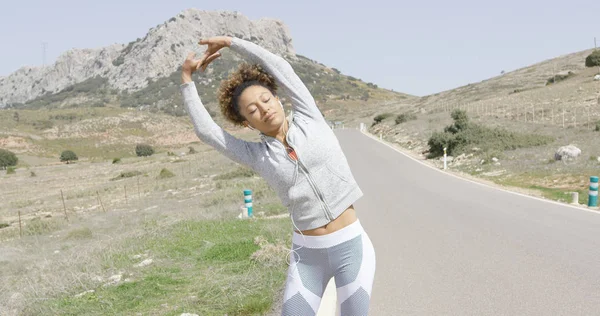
[238,85,285,136]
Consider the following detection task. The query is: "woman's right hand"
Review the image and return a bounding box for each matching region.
[197,36,232,70]
[181,36,232,84]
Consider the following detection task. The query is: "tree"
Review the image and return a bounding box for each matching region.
[0,149,18,170]
[60,150,78,164]
[135,144,154,157]
[585,50,600,68]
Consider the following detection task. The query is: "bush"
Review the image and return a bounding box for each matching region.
[135,144,154,157]
[6,167,16,174]
[372,113,393,125]
[546,71,575,85]
[0,149,18,170]
[595,121,600,132]
[112,56,125,67]
[585,50,600,68]
[112,157,121,164]
[188,146,197,154]
[0,223,9,229]
[158,168,175,179]
[60,150,78,164]
[427,131,458,158]
[395,113,417,124]
[445,109,469,133]
[30,171,36,177]
[427,111,553,158]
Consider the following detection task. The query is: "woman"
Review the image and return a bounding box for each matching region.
[180,36,376,315]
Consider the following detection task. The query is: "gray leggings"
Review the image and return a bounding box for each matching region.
[282,220,376,315]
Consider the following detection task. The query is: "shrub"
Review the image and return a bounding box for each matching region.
[585,50,600,68]
[595,121,600,132]
[112,157,122,164]
[112,56,125,67]
[446,109,469,133]
[6,166,16,174]
[158,168,175,179]
[60,150,78,164]
[427,111,553,158]
[372,113,393,125]
[32,120,53,130]
[30,171,36,177]
[188,146,197,154]
[0,223,9,229]
[395,113,417,124]
[546,71,575,85]
[427,131,458,158]
[135,144,154,157]
[0,149,18,170]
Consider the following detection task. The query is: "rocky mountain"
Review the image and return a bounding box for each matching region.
[0,9,407,114]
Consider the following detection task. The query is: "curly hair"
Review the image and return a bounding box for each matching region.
[218,63,278,126]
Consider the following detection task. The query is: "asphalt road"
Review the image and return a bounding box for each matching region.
[335,129,600,316]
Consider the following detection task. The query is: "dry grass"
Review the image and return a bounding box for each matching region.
[0,137,289,315]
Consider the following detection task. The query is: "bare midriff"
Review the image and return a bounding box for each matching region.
[297,205,358,236]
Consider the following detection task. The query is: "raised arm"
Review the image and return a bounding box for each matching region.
[199,36,322,120]
[180,52,257,168]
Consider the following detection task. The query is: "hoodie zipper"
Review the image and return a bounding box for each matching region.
[262,126,334,221]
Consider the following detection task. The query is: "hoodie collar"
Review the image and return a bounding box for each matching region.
[259,111,294,144]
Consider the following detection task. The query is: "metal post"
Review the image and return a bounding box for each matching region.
[589,176,598,208]
[244,189,253,217]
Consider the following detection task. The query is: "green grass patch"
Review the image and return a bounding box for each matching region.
[24,217,62,236]
[30,218,291,315]
[157,168,175,179]
[32,138,134,160]
[497,178,588,205]
[0,223,9,229]
[214,166,256,180]
[64,227,93,240]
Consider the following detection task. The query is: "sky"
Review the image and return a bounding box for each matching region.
[0,0,599,96]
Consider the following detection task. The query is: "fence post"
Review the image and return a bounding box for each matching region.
[589,176,598,208]
[571,192,579,204]
[18,210,22,238]
[60,190,69,222]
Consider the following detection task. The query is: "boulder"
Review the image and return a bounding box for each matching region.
[554,145,581,161]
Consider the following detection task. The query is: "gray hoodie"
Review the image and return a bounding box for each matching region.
[180,37,363,231]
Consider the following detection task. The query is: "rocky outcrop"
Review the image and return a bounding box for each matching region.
[0,9,295,108]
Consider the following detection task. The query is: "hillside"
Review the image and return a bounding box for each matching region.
[0,9,413,161]
[368,48,600,205]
